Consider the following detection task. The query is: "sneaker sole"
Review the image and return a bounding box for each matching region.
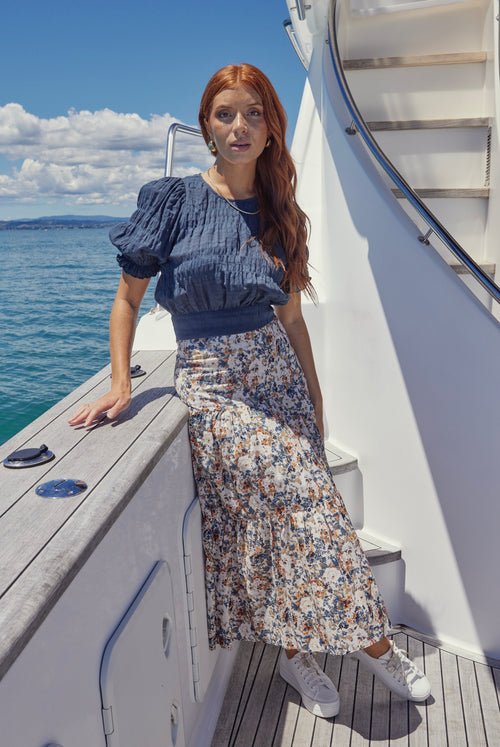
[280,669,340,718]
[405,689,431,702]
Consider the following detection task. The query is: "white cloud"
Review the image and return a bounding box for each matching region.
[0,104,212,209]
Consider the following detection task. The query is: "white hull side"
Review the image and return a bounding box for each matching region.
[0,428,236,746]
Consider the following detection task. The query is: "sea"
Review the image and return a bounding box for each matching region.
[0,227,157,448]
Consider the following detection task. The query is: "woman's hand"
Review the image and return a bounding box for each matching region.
[68,387,131,428]
[68,272,150,428]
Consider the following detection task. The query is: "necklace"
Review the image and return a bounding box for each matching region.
[205,168,260,215]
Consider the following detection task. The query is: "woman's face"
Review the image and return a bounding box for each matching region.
[205,85,269,167]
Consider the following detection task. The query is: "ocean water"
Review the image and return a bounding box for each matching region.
[0,228,157,447]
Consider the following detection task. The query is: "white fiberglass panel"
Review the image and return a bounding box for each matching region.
[345,65,488,121]
[100,561,184,747]
[374,128,489,189]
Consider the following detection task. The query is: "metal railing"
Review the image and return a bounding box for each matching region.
[283,19,308,69]
[293,0,309,21]
[164,123,204,177]
[327,0,500,304]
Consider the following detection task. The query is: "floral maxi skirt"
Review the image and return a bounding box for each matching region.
[174,318,390,654]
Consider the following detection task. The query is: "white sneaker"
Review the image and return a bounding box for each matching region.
[279,649,340,718]
[352,640,431,701]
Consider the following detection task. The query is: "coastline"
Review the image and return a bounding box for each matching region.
[0,216,126,231]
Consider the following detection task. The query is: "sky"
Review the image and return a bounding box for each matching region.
[0,0,307,220]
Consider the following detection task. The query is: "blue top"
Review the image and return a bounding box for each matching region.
[110,173,290,340]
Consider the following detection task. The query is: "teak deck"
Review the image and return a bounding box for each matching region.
[212,629,500,746]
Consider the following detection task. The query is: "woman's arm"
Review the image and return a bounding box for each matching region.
[274,292,324,439]
[68,271,151,427]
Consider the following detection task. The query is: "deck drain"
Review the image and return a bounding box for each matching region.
[36,479,87,499]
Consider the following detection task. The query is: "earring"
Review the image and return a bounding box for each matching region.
[265,138,271,148]
[208,140,216,153]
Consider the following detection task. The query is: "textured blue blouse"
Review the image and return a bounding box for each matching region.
[110,173,289,340]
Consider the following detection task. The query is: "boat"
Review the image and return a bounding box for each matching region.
[1,0,500,744]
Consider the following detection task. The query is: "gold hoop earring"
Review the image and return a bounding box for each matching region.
[265,138,271,148]
[208,140,217,153]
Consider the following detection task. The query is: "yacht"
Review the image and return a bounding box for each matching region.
[1,0,499,744]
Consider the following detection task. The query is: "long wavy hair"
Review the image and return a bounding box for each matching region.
[198,63,314,299]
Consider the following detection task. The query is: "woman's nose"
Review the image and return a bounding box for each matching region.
[233,112,247,133]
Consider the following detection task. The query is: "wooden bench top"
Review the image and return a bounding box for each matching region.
[0,350,187,681]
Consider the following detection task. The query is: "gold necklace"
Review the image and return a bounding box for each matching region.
[205,168,260,215]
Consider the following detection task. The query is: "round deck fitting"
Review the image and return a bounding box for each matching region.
[36,479,87,499]
[130,364,146,378]
[3,444,55,469]
[110,364,146,379]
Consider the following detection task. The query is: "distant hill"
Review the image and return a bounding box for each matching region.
[0,215,127,230]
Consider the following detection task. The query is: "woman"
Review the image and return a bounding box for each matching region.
[69,64,430,718]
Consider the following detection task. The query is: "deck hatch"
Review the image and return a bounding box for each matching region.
[99,561,184,746]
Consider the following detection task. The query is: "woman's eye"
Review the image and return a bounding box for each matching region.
[249,109,262,117]
[217,111,232,120]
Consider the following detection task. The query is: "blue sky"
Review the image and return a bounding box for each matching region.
[0,0,306,220]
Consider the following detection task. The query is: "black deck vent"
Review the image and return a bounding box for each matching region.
[110,364,147,379]
[3,444,55,469]
[130,364,147,378]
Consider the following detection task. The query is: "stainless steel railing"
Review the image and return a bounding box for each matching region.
[283,19,308,70]
[164,123,204,177]
[327,0,500,304]
[293,0,310,21]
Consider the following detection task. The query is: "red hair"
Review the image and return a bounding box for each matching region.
[198,63,314,299]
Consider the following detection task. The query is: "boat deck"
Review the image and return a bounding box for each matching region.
[0,349,187,681]
[212,627,500,746]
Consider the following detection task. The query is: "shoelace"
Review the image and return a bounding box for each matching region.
[293,653,331,694]
[384,645,419,685]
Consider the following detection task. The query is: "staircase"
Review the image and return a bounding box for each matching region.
[340,0,497,307]
[326,442,404,618]
[285,0,500,658]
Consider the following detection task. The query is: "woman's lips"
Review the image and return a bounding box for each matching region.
[231,142,251,151]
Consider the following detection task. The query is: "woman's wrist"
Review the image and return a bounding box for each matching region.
[110,376,132,395]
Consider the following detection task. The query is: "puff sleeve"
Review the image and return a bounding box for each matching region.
[110,177,185,278]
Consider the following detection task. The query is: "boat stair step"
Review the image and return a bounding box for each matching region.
[325,443,401,568]
[343,51,487,71]
[449,262,495,276]
[392,187,489,199]
[357,530,402,567]
[324,441,358,476]
[375,127,489,190]
[367,117,490,131]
